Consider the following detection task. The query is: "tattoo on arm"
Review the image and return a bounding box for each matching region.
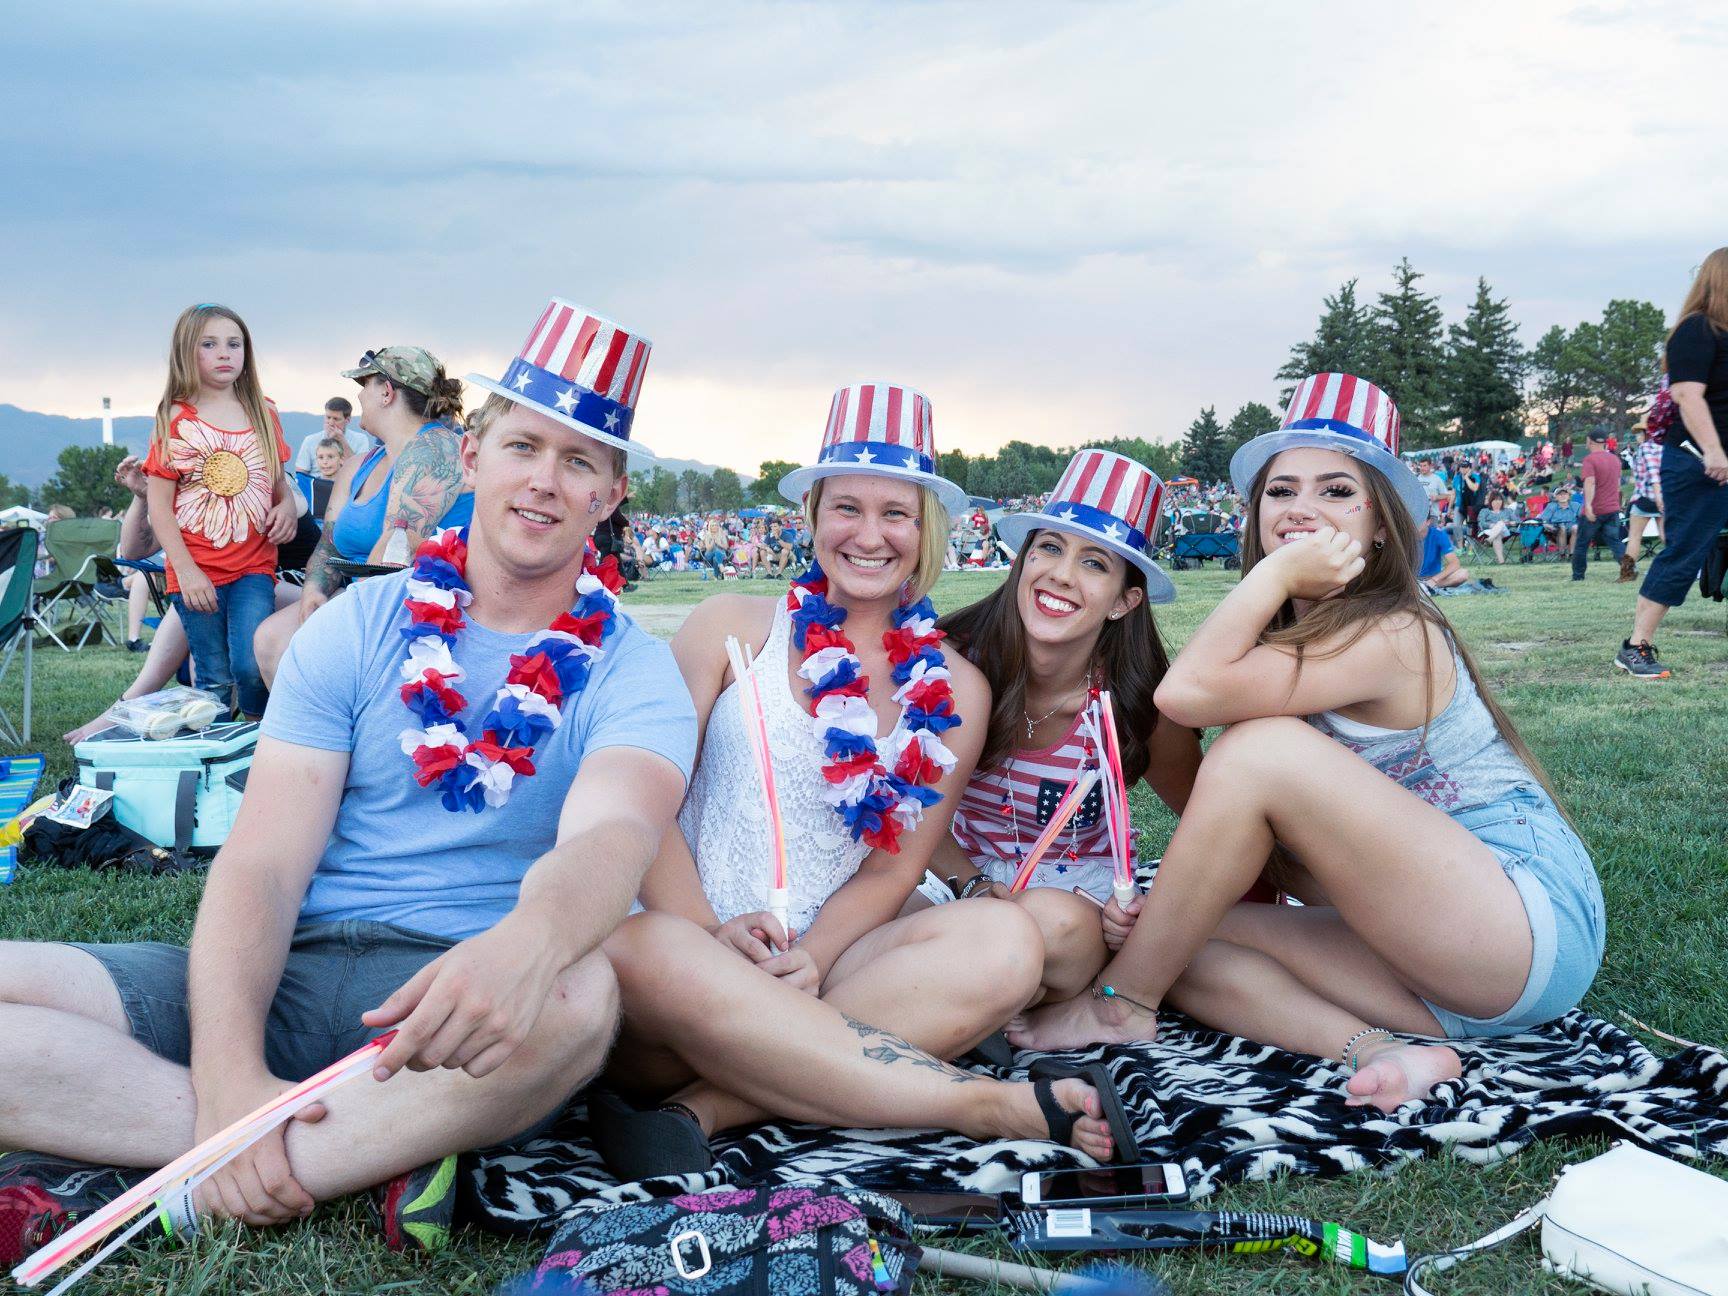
[303,525,347,597]
[387,432,465,548]
[842,1014,971,1084]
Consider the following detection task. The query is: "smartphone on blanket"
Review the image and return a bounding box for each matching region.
[1020,1162,1189,1209]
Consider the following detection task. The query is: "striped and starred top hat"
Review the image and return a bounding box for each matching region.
[996,449,1175,603]
[466,299,653,457]
[778,381,969,516]
[1228,371,1426,520]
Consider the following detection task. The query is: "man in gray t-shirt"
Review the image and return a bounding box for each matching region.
[292,397,374,472]
[0,309,695,1263]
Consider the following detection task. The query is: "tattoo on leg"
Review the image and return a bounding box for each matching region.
[843,1014,970,1083]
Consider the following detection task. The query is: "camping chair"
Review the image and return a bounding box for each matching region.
[0,527,41,743]
[32,518,124,650]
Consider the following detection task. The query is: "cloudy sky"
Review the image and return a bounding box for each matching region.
[3,1,1722,472]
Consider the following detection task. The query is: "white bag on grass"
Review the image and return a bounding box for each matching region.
[1405,1142,1728,1296]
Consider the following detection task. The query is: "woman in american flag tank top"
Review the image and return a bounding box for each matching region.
[935,451,1222,1009]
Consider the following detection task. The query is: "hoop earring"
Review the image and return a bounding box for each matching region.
[1372,539,1385,551]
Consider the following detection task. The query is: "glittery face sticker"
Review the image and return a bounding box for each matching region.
[588,491,602,515]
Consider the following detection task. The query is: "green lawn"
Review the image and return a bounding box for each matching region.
[2,558,1725,1294]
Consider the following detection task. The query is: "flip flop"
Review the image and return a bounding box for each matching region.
[1025,1059,1142,1166]
[960,1030,1016,1070]
[586,1090,714,1182]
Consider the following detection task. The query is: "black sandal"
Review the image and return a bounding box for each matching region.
[1025,1059,1142,1165]
[586,1090,715,1182]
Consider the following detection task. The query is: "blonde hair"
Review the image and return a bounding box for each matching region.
[806,475,949,602]
[466,391,627,478]
[152,304,280,487]
[1672,248,1728,341]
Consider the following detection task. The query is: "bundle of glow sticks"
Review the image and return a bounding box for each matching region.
[13,1033,394,1294]
[1085,690,1137,908]
[724,636,790,939]
[1006,766,1100,893]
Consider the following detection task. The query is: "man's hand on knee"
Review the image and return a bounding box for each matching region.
[363,913,567,1082]
[193,1075,327,1228]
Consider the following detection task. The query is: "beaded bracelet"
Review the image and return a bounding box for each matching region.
[1340,1027,1394,1071]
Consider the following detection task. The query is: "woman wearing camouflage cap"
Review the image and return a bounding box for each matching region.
[255,345,472,686]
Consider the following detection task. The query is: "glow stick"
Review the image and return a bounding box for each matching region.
[1079,702,1127,900]
[724,637,790,942]
[14,1033,394,1290]
[1007,767,1100,893]
[1097,691,1136,908]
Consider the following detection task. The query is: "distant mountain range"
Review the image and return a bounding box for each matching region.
[0,404,741,485]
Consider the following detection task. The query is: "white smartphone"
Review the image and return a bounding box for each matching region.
[1020,1161,1188,1208]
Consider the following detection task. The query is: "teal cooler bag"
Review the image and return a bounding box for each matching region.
[73,722,257,851]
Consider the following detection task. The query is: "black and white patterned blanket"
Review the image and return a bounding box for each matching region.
[465,1011,1728,1235]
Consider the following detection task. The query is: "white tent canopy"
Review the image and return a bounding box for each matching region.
[0,506,48,526]
[1402,440,1522,462]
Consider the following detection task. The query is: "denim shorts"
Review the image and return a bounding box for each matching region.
[1422,790,1605,1039]
[67,920,453,1081]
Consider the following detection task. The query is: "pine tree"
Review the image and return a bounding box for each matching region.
[1276,279,1378,401]
[1578,299,1668,431]
[1371,258,1448,447]
[1180,406,1230,482]
[1527,324,1593,441]
[1444,278,1525,444]
[1222,402,1277,466]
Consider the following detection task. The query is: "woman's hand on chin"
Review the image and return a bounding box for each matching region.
[1265,526,1365,601]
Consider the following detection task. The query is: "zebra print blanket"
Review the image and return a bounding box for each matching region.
[465,1011,1728,1234]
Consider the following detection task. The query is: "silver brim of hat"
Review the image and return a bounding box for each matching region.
[995,511,1176,604]
[779,461,969,517]
[464,374,653,460]
[1229,430,1427,521]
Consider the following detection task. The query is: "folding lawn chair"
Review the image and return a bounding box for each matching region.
[32,517,123,650]
[0,527,41,743]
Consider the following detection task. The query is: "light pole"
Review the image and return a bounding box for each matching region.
[101,396,113,446]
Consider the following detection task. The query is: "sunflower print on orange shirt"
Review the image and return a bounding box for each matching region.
[168,414,274,547]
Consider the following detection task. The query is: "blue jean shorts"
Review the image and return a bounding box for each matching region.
[1422,789,1605,1038]
[67,919,453,1081]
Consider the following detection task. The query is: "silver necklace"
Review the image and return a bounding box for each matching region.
[1024,682,1088,741]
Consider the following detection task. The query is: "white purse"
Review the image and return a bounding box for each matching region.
[1405,1142,1728,1296]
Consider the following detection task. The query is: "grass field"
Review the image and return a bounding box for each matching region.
[2,558,1725,1295]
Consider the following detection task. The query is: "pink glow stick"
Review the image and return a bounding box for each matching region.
[726,637,790,935]
[14,1032,395,1289]
[1008,767,1100,893]
[1098,691,1136,905]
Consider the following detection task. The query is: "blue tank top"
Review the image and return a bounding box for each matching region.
[328,424,473,561]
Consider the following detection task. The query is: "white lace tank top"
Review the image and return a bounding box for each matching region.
[677,600,871,930]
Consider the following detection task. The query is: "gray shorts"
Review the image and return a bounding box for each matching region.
[68,919,453,1082]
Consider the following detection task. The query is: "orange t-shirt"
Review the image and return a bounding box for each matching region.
[144,401,291,593]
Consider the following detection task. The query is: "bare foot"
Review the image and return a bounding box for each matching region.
[1005,989,1153,1052]
[1004,1076,1114,1162]
[1344,1041,1461,1112]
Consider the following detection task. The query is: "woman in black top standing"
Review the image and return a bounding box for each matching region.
[1615,249,1728,679]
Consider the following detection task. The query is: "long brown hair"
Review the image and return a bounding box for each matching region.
[1671,247,1728,341]
[938,532,1171,780]
[1240,456,1569,815]
[152,303,280,486]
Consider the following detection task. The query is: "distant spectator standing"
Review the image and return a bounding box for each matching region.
[1623,421,1665,578]
[1572,429,1626,581]
[1616,248,1728,678]
[291,396,373,472]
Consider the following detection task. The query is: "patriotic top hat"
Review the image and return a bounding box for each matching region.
[1229,372,1425,520]
[779,382,969,516]
[995,449,1175,603]
[466,298,653,457]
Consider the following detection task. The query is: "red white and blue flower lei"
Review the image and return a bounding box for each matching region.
[786,562,960,853]
[397,527,624,813]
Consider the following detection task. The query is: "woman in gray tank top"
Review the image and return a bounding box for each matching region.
[1010,373,1603,1114]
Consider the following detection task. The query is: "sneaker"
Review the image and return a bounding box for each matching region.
[125,638,147,653]
[1618,555,1637,582]
[1614,640,1670,680]
[375,1154,459,1253]
[0,1152,147,1267]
